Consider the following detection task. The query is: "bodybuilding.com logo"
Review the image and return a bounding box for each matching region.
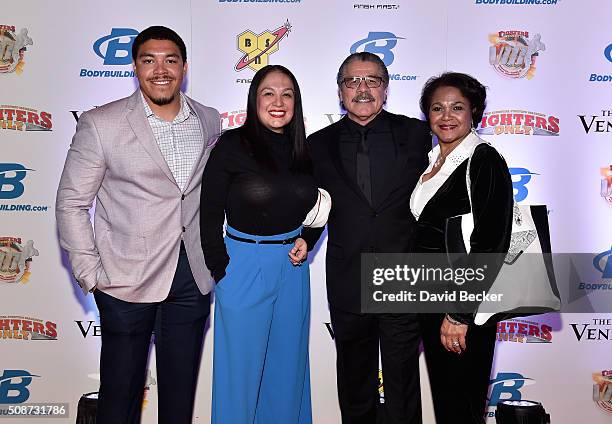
[485,372,535,418]
[594,247,612,280]
[350,32,417,82]
[604,44,612,64]
[79,28,138,78]
[0,164,33,200]
[488,372,535,407]
[475,0,558,4]
[0,164,48,213]
[0,370,40,403]
[509,167,538,202]
[589,43,612,82]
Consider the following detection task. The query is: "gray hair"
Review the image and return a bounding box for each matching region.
[336,52,389,87]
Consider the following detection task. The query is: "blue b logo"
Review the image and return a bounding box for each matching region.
[0,163,32,200]
[0,370,40,404]
[604,43,612,63]
[593,247,612,279]
[509,168,538,203]
[93,28,139,65]
[488,372,532,407]
[350,32,404,67]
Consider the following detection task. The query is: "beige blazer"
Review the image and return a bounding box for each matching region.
[56,90,220,302]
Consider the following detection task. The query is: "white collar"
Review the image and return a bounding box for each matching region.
[428,130,486,174]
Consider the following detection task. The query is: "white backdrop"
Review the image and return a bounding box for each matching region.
[1,1,611,423]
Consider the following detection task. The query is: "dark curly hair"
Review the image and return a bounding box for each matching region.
[420,72,487,128]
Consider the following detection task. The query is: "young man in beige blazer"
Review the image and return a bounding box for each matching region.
[56,26,220,424]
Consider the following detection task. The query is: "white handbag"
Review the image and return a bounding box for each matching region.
[303,188,331,228]
[448,141,561,325]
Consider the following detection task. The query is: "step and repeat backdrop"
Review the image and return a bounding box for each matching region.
[2,0,611,423]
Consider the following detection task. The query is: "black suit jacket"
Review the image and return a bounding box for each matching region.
[303,111,430,313]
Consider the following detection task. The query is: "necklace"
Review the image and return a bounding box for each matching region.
[433,153,445,168]
[434,142,461,168]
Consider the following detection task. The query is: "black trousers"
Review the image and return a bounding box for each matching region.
[93,251,210,424]
[419,314,497,424]
[330,306,422,424]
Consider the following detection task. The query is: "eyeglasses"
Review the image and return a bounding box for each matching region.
[341,76,385,89]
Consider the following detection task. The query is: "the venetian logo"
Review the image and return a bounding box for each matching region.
[235,20,291,72]
[0,25,33,74]
[489,31,545,79]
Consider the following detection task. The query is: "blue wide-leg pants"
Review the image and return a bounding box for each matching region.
[212,225,312,424]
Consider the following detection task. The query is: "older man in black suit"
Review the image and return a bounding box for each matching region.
[302,52,430,424]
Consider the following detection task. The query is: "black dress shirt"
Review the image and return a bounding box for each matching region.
[340,110,396,206]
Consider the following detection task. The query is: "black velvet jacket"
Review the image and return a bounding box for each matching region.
[413,143,513,324]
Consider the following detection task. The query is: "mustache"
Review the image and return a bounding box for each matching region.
[352,92,375,102]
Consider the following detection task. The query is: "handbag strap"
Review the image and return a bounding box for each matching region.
[465,139,522,229]
[303,190,322,227]
[464,138,489,214]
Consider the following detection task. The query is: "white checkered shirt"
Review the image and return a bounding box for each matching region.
[141,92,203,191]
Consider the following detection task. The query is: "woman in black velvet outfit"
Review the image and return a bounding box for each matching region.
[200,65,318,423]
[410,72,513,424]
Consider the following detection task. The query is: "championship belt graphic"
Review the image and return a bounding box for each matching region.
[0,26,33,74]
[489,31,545,79]
[601,166,612,206]
[0,237,39,283]
[593,372,612,414]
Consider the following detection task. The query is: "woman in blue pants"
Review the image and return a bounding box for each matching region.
[200,65,326,423]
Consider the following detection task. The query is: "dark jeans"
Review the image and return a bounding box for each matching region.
[330,306,422,424]
[93,252,210,424]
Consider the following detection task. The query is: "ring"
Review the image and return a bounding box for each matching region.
[451,340,460,347]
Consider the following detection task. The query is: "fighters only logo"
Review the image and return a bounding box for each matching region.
[0,316,57,341]
[478,110,559,136]
[220,109,246,130]
[496,319,553,343]
[0,106,52,132]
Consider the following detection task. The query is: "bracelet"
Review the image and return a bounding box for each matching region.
[445,314,465,326]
